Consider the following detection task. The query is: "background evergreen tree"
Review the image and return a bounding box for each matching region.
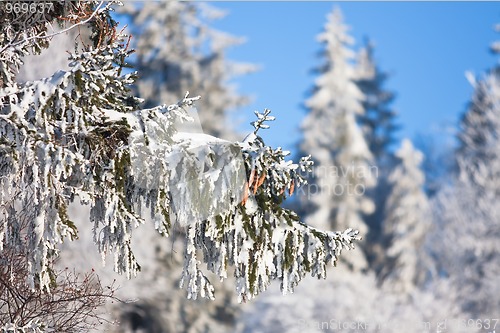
[380,139,431,295]
[457,73,500,194]
[354,38,399,268]
[355,38,397,162]
[300,7,376,271]
[426,25,500,321]
[430,68,500,319]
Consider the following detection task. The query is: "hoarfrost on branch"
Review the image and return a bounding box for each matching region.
[0,1,359,304]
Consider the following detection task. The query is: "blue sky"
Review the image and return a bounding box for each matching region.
[208,2,500,153]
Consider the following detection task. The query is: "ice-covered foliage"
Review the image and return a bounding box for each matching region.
[122,1,256,139]
[300,7,375,271]
[381,139,431,294]
[1,0,138,292]
[177,109,360,302]
[0,1,359,307]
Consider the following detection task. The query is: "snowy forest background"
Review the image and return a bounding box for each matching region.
[2,1,500,332]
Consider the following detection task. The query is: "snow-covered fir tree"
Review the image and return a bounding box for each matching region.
[0,2,360,330]
[122,2,255,140]
[429,56,500,319]
[354,38,398,268]
[300,7,376,271]
[457,72,500,196]
[355,38,397,162]
[380,139,431,295]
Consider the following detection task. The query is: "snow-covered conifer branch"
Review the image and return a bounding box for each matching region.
[165,91,202,113]
[177,111,359,302]
[250,109,275,133]
[0,1,360,303]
